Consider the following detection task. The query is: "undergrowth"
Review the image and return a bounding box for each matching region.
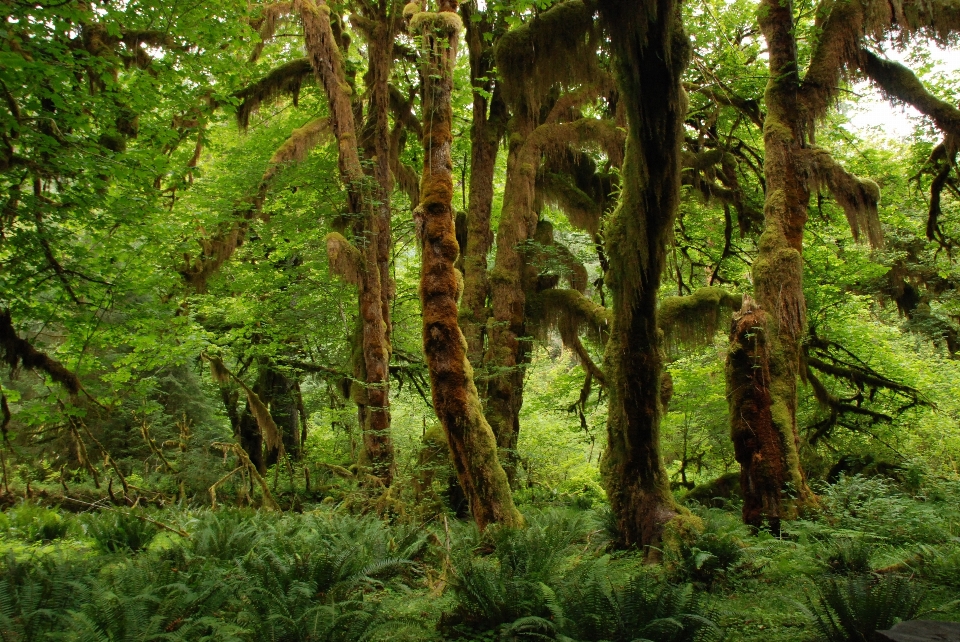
[0,475,957,641]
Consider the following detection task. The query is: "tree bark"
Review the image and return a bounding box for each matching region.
[596,0,690,550]
[483,111,538,484]
[299,0,395,483]
[460,4,507,372]
[413,1,522,530]
[725,0,814,528]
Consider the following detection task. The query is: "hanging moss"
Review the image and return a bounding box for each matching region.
[233,58,313,130]
[805,147,883,247]
[659,287,742,354]
[494,0,599,114]
[325,232,362,285]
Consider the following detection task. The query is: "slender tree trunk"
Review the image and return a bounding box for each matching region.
[299,0,395,483]
[460,6,507,371]
[484,113,538,484]
[726,0,813,529]
[413,1,522,530]
[596,0,690,549]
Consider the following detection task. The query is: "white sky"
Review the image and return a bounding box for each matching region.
[842,45,960,140]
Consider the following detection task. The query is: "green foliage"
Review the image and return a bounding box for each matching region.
[664,508,749,588]
[3,504,74,544]
[82,511,158,554]
[821,537,872,576]
[800,575,925,642]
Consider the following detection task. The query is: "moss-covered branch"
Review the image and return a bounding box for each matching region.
[659,287,742,353]
[233,58,314,130]
[494,0,599,114]
[0,310,81,397]
[803,147,883,247]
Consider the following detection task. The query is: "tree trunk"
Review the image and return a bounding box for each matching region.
[484,112,538,484]
[596,0,690,550]
[726,0,813,528]
[299,0,395,484]
[413,1,522,531]
[460,5,507,371]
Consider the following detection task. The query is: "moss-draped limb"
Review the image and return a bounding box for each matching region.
[0,310,81,397]
[459,4,508,371]
[180,117,331,292]
[596,0,693,550]
[494,0,600,115]
[299,0,394,483]
[414,1,522,530]
[659,287,742,354]
[858,49,960,245]
[234,58,313,130]
[803,146,883,247]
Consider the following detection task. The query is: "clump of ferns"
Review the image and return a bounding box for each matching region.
[798,573,928,642]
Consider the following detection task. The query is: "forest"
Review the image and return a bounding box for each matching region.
[1,0,960,639]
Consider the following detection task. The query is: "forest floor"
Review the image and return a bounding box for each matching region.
[1,474,958,641]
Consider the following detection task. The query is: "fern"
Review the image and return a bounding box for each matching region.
[800,574,925,642]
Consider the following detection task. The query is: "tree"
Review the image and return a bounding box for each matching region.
[595,0,693,549]
[411,0,522,529]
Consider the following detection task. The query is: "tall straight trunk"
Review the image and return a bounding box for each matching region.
[460,5,507,370]
[299,0,394,483]
[484,112,538,483]
[726,0,813,529]
[413,0,522,530]
[596,0,690,549]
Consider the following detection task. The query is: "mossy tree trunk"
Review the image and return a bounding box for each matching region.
[596,0,690,550]
[299,0,395,484]
[459,4,507,372]
[724,0,814,529]
[484,111,537,484]
[412,1,522,530]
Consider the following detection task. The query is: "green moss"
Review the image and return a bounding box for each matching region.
[409,11,462,36]
[659,286,742,352]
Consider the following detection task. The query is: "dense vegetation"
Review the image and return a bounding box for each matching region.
[2,0,959,638]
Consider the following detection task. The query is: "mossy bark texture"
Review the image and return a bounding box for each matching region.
[725,0,815,527]
[459,6,506,371]
[596,0,690,549]
[299,0,394,484]
[484,112,537,484]
[414,2,522,531]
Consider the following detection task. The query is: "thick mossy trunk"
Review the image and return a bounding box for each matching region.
[596,0,690,550]
[727,0,813,526]
[299,0,394,484]
[484,114,538,484]
[413,3,522,530]
[459,6,506,371]
[726,300,796,531]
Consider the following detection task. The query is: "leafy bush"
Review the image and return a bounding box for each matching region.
[817,476,957,547]
[801,574,925,642]
[442,509,596,636]
[82,510,159,553]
